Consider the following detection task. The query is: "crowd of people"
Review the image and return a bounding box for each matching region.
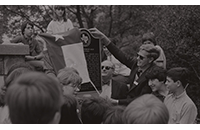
[0,5,198,124]
[89,28,198,124]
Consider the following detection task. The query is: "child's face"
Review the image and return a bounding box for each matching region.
[62,83,80,96]
[24,24,33,37]
[165,76,178,94]
[55,8,64,17]
[148,78,163,92]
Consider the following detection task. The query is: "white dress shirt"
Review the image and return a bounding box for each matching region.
[100,80,112,99]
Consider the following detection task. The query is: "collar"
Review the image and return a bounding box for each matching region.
[172,91,186,99]
[23,35,32,41]
[137,69,143,76]
[138,64,152,75]
[57,19,64,24]
[102,79,112,86]
[139,63,158,76]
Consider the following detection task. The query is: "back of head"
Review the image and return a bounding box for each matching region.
[102,105,125,124]
[5,67,33,89]
[5,72,63,124]
[57,67,82,87]
[7,62,34,77]
[1,66,33,107]
[140,44,160,61]
[167,67,190,88]
[59,94,80,124]
[58,67,79,75]
[81,96,112,124]
[122,94,169,124]
[142,32,156,45]
[146,66,167,82]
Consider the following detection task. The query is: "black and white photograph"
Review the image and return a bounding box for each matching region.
[0,4,200,126]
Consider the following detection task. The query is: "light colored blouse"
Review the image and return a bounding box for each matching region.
[100,80,112,99]
[47,19,74,35]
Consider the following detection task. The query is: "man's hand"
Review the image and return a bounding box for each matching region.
[107,98,119,105]
[89,28,111,46]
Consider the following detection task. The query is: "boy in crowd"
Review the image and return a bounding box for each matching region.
[164,67,197,124]
[10,21,44,71]
[145,66,168,102]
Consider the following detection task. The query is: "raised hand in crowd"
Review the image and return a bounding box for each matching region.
[89,28,111,46]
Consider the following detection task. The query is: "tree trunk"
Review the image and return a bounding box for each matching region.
[76,5,84,28]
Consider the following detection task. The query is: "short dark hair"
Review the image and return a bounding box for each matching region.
[59,95,81,124]
[81,96,112,124]
[7,62,34,77]
[21,21,34,35]
[5,67,33,89]
[167,67,190,88]
[146,66,167,82]
[122,94,169,124]
[5,72,63,124]
[102,105,125,124]
[142,32,156,45]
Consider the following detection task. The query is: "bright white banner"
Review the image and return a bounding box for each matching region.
[61,42,90,83]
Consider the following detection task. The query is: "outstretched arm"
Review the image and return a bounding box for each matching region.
[89,28,136,69]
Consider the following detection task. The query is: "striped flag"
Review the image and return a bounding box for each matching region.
[39,28,90,83]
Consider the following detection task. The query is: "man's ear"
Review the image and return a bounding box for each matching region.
[50,111,61,124]
[148,57,154,63]
[176,80,182,88]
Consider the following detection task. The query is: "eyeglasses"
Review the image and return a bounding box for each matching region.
[137,54,145,60]
[101,66,113,70]
[72,84,81,90]
[61,83,81,90]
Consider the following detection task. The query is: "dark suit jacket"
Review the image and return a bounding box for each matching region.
[111,80,128,100]
[107,43,158,106]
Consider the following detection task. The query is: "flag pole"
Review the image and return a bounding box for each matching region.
[90,81,101,95]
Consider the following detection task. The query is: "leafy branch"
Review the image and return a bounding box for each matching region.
[3,5,45,32]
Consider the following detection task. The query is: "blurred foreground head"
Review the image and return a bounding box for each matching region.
[5,72,63,124]
[81,96,112,124]
[122,94,169,124]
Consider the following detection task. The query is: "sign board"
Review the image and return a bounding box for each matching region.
[79,28,102,92]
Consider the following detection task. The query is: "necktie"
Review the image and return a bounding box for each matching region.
[137,70,142,77]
